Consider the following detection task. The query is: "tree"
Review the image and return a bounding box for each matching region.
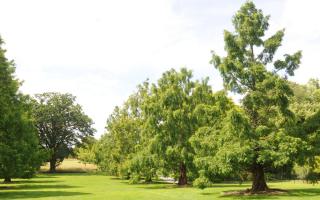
[209,1,304,192]
[96,82,150,179]
[33,92,95,172]
[143,68,217,185]
[190,93,244,185]
[76,136,97,165]
[0,36,45,182]
[290,79,320,180]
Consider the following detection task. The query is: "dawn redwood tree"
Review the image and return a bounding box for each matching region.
[210,1,304,192]
[0,36,44,182]
[144,68,216,185]
[33,92,95,172]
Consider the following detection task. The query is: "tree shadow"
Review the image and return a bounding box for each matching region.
[41,172,94,176]
[139,185,178,190]
[0,184,80,190]
[211,184,250,188]
[287,188,320,197]
[215,188,320,199]
[0,191,90,199]
[4,180,63,184]
[139,182,249,190]
[110,177,121,180]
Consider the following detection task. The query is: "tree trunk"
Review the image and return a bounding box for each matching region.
[145,176,152,183]
[49,158,57,173]
[251,163,268,192]
[4,177,11,183]
[178,162,187,185]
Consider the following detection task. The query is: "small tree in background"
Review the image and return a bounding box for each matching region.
[0,36,45,183]
[33,92,95,172]
[76,136,97,165]
[290,79,320,182]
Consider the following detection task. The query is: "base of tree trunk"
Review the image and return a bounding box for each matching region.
[144,177,152,183]
[3,177,11,183]
[251,164,268,193]
[49,168,57,173]
[178,163,188,185]
[49,159,57,173]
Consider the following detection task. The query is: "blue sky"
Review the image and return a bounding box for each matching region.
[1,0,319,137]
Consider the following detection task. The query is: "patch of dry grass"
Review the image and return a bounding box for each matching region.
[40,159,97,173]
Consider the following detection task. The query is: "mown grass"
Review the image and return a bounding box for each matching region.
[1,160,319,199]
[1,174,320,200]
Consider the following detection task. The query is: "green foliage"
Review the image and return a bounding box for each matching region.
[290,80,320,179]
[143,68,220,185]
[95,82,150,178]
[93,2,319,191]
[128,173,141,184]
[76,137,97,165]
[0,36,45,182]
[96,69,220,185]
[193,171,211,189]
[32,92,95,172]
[128,151,160,183]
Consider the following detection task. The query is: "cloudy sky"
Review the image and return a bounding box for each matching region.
[1,0,319,137]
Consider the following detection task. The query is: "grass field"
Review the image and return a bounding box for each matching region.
[1,159,319,200]
[1,174,320,199]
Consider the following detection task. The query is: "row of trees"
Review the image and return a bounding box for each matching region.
[83,1,320,193]
[0,36,95,182]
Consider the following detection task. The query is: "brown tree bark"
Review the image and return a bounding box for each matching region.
[251,163,268,192]
[49,158,57,173]
[178,162,187,185]
[4,177,11,183]
[145,176,152,183]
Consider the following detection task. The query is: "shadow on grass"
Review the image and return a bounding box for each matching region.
[207,188,320,199]
[5,180,63,184]
[210,184,250,188]
[287,188,320,197]
[111,178,179,190]
[0,184,80,190]
[0,191,89,199]
[41,170,89,174]
[139,185,178,190]
[138,182,249,190]
[40,172,95,177]
[110,177,122,180]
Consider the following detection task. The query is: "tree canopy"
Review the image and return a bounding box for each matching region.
[32,92,95,172]
[0,36,45,182]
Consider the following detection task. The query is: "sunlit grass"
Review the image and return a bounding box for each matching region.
[40,158,97,173]
[0,159,317,199]
[1,173,319,200]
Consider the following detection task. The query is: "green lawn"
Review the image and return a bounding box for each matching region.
[1,173,320,200]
